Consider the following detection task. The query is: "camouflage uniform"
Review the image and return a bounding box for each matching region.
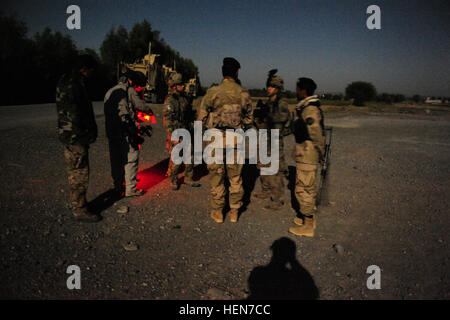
[254,73,292,207]
[198,77,253,221]
[292,95,325,230]
[104,79,151,195]
[163,89,196,187]
[56,71,97,216]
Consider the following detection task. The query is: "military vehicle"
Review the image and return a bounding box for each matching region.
[118,43,167,103]
[118,42,200,103]
[185,76,199,98]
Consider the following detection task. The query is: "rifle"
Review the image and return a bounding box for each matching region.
[123,114,145,149]
[316,126,333,206]
[123,102,154,149]
[254,99,269,121]
[136,110,155,138]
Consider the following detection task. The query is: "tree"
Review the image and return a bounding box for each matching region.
[32,27,78,103]
[100,26,130,76]
[128,20,154,60]
[377,93,393,104]
[100,21,199,81]
[393,94,405,103]
[345,81,377,106]
[412,94,421,103]
[0,11,35,105]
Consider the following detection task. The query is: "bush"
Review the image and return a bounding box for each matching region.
[412,95,421,103]
[345,81,377,106]
[377,93,406,104]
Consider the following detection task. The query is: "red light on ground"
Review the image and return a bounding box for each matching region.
[136,160,168,192]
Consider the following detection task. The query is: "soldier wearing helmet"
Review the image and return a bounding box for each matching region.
[253,69,292,211]
[163,73,200,190]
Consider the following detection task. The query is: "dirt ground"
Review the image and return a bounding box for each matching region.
[0,102,449,299]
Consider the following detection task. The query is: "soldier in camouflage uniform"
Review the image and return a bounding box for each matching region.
[289,78,325,237]
[253,69,292,211]
[56,54,100,222]
[197,57,253,223]
[104,69,153,197]
[163,73,201,190]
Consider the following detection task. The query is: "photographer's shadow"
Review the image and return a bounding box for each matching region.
[247,237,319,300]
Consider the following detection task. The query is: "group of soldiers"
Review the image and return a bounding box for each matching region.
[56,55,325,237]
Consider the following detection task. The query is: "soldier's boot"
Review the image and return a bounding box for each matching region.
[229,209,239,223]
[210,209,223,223]
[253,192,270,200]
[170,176,179,191]
[289,215,315,237]
[184,178,201,188]
[262,201,284,211]
[293,215,317,229]
[73,207,101,223]
[125,189,145,197]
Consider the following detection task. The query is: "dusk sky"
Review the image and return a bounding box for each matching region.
[3,0,450,96]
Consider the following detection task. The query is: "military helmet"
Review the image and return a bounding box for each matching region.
[266,69,284,90]
[168,73,183,86]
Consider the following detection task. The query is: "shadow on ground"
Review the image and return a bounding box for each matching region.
[89,188,122,215]
[247,237,319,300]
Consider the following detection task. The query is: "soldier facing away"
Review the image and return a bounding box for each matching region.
[163,72,201,190]
[197,57,253,223]
[56,54,100,223]
[289,77,325,237]
[253,69,292,211]
[104,69,153,197]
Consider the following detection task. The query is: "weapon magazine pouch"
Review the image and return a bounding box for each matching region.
[220,103,241,128]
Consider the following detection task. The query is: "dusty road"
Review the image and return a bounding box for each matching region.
[0,102,449,299]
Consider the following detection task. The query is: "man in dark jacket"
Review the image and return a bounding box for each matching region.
[56,54,100,222]
[104,70,153,197]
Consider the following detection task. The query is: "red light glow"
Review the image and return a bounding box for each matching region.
[137,111,157,124]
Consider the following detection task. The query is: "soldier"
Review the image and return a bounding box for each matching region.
[289,77,325,237]
[104,69,153,197]
[163,73,201,190]
[56,54,100,222]
[253,69,292,210]
[197,57,253,223]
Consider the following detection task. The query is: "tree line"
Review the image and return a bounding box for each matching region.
[0,11,199,105]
